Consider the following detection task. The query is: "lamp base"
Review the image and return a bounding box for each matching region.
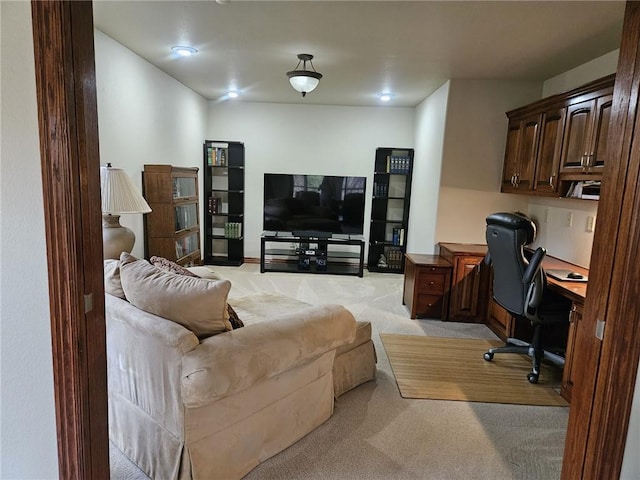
[102,214,135,260]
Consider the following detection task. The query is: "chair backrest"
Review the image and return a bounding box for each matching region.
[486,212,545,318]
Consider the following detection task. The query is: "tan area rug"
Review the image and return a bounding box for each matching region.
[381,333,568,407]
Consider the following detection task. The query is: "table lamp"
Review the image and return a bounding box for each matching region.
[100,164,152,259]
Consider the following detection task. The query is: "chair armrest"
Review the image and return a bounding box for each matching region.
[180,304,357,407]
[522,247,546,285]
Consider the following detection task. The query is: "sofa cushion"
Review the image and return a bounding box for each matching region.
[119,252,232,338]
[181,304,357,406]
[104,259,126,299]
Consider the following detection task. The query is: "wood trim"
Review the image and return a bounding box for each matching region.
[31,1,109,478]
[584,1,640,476]
[562,2,640,479]
[506,74,615,118]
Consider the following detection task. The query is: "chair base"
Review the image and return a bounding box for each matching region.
[484,337,565,384]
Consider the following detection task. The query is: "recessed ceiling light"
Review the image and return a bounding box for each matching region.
[228,90,239,98]
[171,46,197,57]
[378,93,393,102]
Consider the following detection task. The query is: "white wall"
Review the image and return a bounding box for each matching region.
[543,49,620,97]
[407,81,450,254]
[94,30,209,258]
[434,79,541,246]
[0,2,59,478]
[207,102,414,258]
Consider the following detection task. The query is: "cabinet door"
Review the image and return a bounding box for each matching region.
[514,113,540,190]
[535,107,566,194]
[449,256,484,321]
[560,99,595,173]
[501,114,539,192]
[586,93,613,174]
[561,302,584,402]
[501,119,521,192]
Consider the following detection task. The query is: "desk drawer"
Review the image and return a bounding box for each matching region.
[417,272,448,294]
[415,294,445,319]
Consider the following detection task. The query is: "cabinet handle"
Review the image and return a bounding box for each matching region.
[549,175,555,189]
[510,174,516,186]
[429,281,435,285]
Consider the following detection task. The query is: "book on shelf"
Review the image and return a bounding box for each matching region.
[391,227,405,246]
[224,222,242,239]
[374,182,388,197]
[207,142,229,166]
[385,155,411,174]
[208,196,221,214]
[385,248,403,269]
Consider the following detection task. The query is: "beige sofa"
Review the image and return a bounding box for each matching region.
[106,259,376,479]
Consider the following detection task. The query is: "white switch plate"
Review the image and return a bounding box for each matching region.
[567,212,574,227]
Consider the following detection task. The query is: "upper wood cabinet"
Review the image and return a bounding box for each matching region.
[500,74,614,197]
[501,113,540,192]
[560,93,613,177]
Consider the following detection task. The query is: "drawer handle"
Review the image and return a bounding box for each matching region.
[429,281,435,285]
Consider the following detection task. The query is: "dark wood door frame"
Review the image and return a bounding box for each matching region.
[562,3,640,478]
[31,1,109,478]
[30,1,638,479]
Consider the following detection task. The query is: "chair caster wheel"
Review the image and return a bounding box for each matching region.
[527,373,539,384]
[483,352,494,361]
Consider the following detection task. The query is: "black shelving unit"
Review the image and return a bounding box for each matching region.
[261,233,365,277]
[367,147,414,273]
[203,140,245,266]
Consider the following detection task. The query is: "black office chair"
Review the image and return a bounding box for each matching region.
[483,212,572,383]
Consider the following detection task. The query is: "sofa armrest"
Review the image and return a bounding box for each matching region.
[181,304,356,407]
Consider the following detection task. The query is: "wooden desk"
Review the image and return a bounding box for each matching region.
[543,256,588,303]
[541,256,588,402]
[424,243,588,403]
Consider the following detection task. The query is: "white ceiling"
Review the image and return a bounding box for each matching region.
[92,1,625,107]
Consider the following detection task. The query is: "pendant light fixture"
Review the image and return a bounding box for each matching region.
[286,54,323,97]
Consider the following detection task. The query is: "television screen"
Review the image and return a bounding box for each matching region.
[263,174,366,235]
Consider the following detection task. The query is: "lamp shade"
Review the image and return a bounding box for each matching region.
[100,165,151,214]
[288,74,321,94]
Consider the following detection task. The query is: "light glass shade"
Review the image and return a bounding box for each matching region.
[100,165,151,214]
[288,75,320,94]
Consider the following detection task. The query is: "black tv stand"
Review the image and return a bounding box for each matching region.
[291,230,333,239]
[261,232,364,277]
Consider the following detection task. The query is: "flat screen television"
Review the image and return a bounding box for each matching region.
[263,173,367,236]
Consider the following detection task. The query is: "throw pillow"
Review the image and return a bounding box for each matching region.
[104,259,126,299]
[149,256,198,277]
[119,252,232,338]
[151,255,244,330]
[227,304,244,329]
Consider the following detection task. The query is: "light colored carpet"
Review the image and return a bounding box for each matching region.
[110,264,568,479]
[381,334,568,406]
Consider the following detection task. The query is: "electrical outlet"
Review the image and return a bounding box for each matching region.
[566,212,573,227]
[586,216,596,232]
